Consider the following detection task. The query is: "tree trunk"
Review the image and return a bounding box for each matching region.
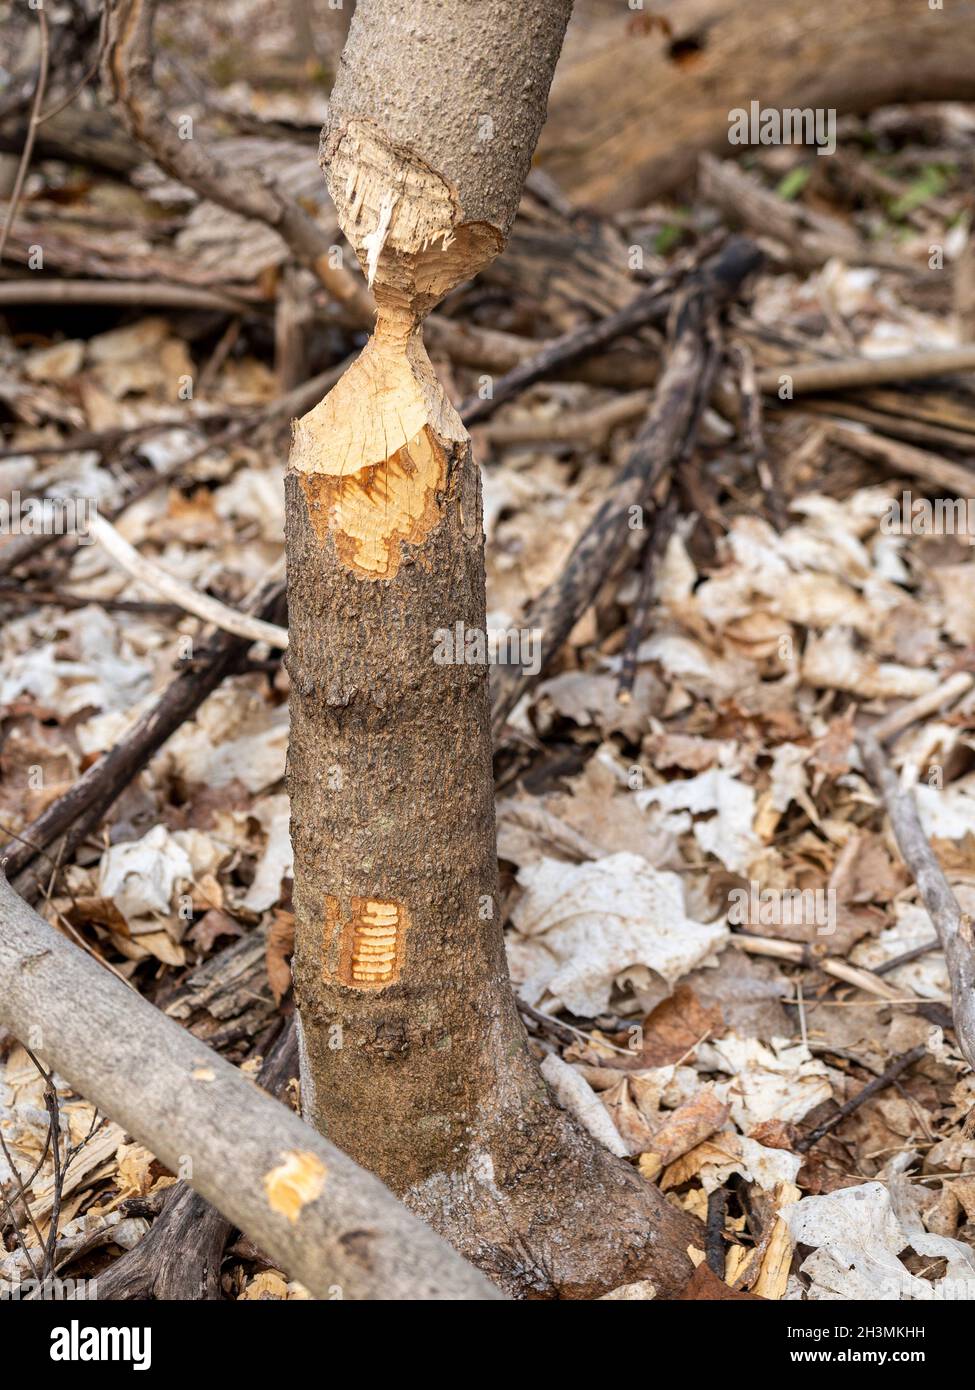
[540,0,975,210]
[285,0,697,1300]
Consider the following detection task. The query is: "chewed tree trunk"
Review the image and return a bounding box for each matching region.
[285,0,697,1298]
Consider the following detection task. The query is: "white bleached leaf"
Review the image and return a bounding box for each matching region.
[540,1053,629,1157]
[637,769,760,874]
[695,1033,833,1129]
[507,852,727,1016]
[783,1181,975,1300]
[239,794,293,913]
[98,824,193,924]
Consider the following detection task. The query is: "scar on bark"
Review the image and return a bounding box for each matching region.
[326,896,408,990]
[289,119,501,583]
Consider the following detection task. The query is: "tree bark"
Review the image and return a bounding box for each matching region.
[286,0,698,1299]
[0,876,502,1301]
[540,0,975,210]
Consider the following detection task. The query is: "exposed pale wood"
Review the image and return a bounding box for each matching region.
[285,0,699,1299]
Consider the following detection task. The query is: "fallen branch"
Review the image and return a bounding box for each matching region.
[822,422,975,500]
[92,1018,297,1301]
[490,236,763,733]
[869,672,975,745]
[0,278,260,313]
[100,0,374,325]
[540,0,975,209]
[2,572,286,893]
[481,389,651,449]
[0,6,49,265]
[0,356,351,582]
[89,515,289,649]
[858,732,975,1069]
[0,874,501,1301]
[459,277,673,428]
[758,347,975,397]
[732,933,914,1004]
[733,341,786,532]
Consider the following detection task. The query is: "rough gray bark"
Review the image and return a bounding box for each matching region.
[0,875,503,1301]
[286,0,698,1299]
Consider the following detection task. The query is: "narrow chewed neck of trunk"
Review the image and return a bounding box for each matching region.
[289,116,503,583]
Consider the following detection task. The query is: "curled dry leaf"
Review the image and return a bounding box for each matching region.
[508,851,728,1016]
[265,909,295,1004]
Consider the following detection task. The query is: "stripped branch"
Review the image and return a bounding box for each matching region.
[490,237,763,734]
[858,732,975,1070]
[0,875,501,1301]
[90,515,289,649]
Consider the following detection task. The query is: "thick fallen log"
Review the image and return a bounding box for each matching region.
[92,1019,298,1301]
[541,0,975,210]
[0,874,502,1301]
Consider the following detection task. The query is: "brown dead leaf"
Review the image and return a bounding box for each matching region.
[809,708,856,786]
[633,984,724,1068]
[266,908,295,1003]
[640,1086,729,1169]
[187,908,244,952]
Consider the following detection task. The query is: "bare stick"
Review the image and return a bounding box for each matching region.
[758,347,975,396]
[460,279,673,427]
[89,515,289,649]
[2,573,286,889]
[795,1044,927,1153]
[92,1018,297,1301]
[823,422,975,499]
[858,732,975,1069]
[870,672,974,745]
[490,237,763,734]
[732,933,913,1003]
[0,279,259,313]
[0,6,50,265]
[733,342,786,531]
[100,0,374,325]
[0,875,501,1301]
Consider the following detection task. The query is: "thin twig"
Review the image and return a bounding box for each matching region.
[36,6,108,126]
[0,6,50,265]
[796,1044,927,1153]
[89,515,289,648]
[705,1187,726,1275]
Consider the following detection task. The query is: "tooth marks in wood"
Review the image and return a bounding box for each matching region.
[326,896,408,989]
[299,427,445,581]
